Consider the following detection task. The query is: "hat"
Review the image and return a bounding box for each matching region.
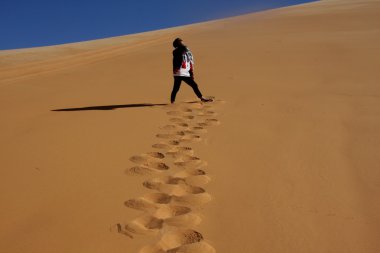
[173,38,183,48]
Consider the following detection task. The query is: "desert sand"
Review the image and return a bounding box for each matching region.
[1,0,380,252]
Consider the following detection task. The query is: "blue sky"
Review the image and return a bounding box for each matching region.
[0,0,316,50]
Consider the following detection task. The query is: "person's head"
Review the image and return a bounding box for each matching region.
[173,38,184,48]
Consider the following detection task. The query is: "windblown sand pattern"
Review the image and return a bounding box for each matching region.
[118,99,223,252]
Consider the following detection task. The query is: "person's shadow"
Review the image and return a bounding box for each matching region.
[51,103,168,111]
[51,101,199,112]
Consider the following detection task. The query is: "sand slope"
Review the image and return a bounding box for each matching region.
[1,0,380,252]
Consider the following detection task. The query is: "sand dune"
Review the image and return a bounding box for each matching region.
[1,0,380,252]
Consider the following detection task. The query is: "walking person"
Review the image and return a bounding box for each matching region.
[170,38,212,103]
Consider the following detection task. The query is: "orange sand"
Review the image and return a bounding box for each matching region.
[1,0,380,252]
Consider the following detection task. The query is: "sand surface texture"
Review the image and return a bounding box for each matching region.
[1,0,380,252]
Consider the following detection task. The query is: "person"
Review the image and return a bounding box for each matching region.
[170,38,212,103]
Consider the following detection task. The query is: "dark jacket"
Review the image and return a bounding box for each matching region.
[172,45,194,77]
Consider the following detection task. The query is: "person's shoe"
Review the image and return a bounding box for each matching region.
[201,97,213,102]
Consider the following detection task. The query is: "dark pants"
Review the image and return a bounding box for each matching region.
[171,76,203,103]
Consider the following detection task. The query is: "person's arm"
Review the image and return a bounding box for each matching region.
[189,63,194,79]
[188,50,194,79]
[173,49,182,74]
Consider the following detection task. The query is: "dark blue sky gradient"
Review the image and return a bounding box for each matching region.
[0,0,316,50]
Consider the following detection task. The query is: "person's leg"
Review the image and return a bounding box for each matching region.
[170,77,182,103]
[183,77,203,99]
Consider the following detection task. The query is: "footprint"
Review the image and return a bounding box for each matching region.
[191,126,207,134]
[174,193,212,206]
[184,175,211,186]
[180,135,201,143]
[205,119,220,126]
[143,192,172,204]
[139,241,215,253]
[152,143,171,150]
[145,161,169,171]
[167,111,183,116]
[111,223,134,238]
[143,180,205,196]
[167,241,216,253]
[160,124,178,130]
[124,198,158,212]
[180,155,201,162]
[165,212,202,228]
[130,155,152,164]
[150,176,186,185]
[166,147,194,158]
[147,152,165,159]
[168,140,181,146]
[156,133,178,139]
[160,229,204,250]
[126,215,163,235]
[197,122,208,127]
[130,153,164,164]
[169,118,185,123]
[176,123,189,128]
[126,166,157,176]
[139,244,165,253]
[181,108,193,113]
[196,111,217,117]
[174,159,205,169]
[155,205,192,219]
[142,181,185,196]
[174,169,207,178]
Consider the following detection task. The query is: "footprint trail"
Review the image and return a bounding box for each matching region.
[118,99,223,252]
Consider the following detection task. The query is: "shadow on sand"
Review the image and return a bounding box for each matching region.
[51,101,200,112]
[51,103,168,112]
